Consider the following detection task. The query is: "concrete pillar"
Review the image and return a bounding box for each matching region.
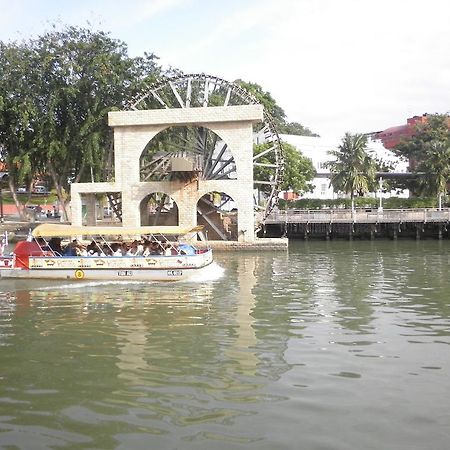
[416,224,421,240]
[70,192,83,226]
[84,194,97,226]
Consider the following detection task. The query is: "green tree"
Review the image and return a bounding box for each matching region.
[414,140,450,207]
[0,42,42,218]
[395,114,450,162]
[395,114,450,203]
[0,26,161,219]
[326,133,377,208]
[277,121,319,137]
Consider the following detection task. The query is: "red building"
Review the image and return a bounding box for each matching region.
[375,114,450,150]
[374,115,429,149]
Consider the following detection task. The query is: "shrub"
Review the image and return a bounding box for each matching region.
[278,197,442,210]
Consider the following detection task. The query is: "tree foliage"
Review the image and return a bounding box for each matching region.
[0,26,161,218]
[394,114,450,197]
[277,121,318,137]
[326,133,377,201]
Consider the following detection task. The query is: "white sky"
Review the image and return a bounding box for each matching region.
[0,0,449,138]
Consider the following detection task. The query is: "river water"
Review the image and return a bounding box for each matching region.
[0,240,449,450]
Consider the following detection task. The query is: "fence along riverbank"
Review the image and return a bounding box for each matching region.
[262,208,450,240]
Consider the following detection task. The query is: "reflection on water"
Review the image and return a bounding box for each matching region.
[1,241,450,449]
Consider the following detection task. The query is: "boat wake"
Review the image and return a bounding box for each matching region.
[186,261,225,283]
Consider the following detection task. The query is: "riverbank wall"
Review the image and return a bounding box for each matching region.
[262,208,450,240]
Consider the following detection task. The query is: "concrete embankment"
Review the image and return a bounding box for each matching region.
[203,238,289,251]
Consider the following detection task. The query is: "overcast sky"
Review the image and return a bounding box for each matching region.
[1,0,449,138]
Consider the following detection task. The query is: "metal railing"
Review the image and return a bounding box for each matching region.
[266,208,450,224]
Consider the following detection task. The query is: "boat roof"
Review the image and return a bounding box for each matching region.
[32,224,204,238]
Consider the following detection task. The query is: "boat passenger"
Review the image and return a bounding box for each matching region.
[63,240,79,256]
[150,241,162,255]
[142,243,151,257]
[111,243,122,256]
[48,237,63,256]
[136,242,144,256]
[86,241,101,256]
[127,240,139,256]
[101,244,112,256]
[120,242,129,255]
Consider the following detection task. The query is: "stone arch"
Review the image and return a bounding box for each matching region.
[197,191,238,241]
[139,125,238,183]
[139,192,178,226]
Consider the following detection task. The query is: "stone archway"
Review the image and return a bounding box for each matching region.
[71,102,263,242]
[140,192,178,226]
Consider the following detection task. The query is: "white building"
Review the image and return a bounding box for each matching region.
[279,134,409,199]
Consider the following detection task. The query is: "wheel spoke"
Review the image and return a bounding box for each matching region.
[223,87,232,106]
[150,89,168,108]
[169,81,185,108]
[204,143,228,178]
[203,78,209,107]
[186,77,192,107]
[209,157,235,179]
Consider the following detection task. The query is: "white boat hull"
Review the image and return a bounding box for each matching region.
[0,250,213,282]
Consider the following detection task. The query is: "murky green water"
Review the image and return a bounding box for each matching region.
[0,240,449,449]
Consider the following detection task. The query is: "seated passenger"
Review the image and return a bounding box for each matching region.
[86,241,101,256]
[142,243,152,257]
[48,237,63,255]
[136,241,144,256]
[150,241,162,255]
[101,244,112,256]
[111,243,122,256]
[127,240,139,256]
[63,240,78,256]
[121,242,130,255]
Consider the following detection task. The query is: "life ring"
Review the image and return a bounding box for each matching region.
[74,269,85,280]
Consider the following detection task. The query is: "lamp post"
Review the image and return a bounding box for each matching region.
[0,183,3,223]
[378,176,383,211]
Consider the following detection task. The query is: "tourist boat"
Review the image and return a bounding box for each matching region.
[0,224,213,282]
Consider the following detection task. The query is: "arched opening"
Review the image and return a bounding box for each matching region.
[140,192,178,226]
[140,125,237,183]
[197,192,238,241]
[81,192,122,226]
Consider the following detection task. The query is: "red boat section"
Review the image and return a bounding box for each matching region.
[13,241,46,269]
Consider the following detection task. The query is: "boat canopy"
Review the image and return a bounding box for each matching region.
[32,224,204,238]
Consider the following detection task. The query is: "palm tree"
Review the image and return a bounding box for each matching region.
[415,139,450,209]
[326,133,376,210]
